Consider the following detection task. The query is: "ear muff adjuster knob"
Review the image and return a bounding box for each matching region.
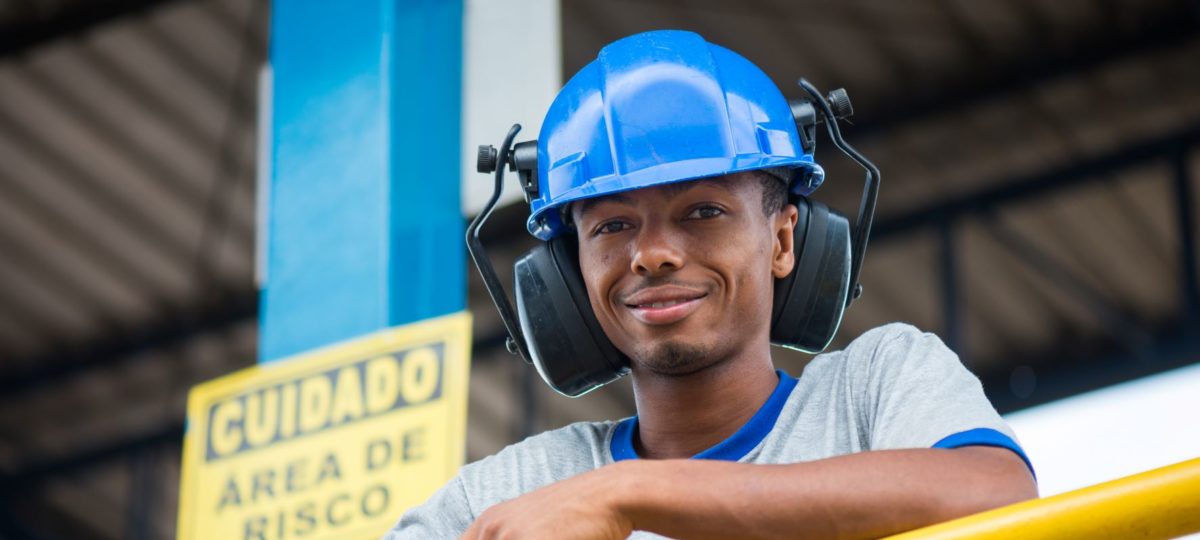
[477,145,499,173]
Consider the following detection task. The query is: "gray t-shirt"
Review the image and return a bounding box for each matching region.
[383,323,1032,539]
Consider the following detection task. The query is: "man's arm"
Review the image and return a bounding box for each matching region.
[461,446,1036,540]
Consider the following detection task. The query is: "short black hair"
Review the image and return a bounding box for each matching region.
[754,169,789,215]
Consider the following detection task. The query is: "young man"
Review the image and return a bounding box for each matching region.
[385,30,1036,539]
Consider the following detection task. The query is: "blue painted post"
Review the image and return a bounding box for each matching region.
[260,0,464,363]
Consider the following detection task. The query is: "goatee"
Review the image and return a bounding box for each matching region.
[640,341,714,376]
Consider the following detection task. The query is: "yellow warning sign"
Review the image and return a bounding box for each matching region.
[177,312,471,540]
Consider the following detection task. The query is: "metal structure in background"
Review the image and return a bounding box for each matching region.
[0,0,1198,538]
[0,0,266,538]
[876,125,1200,411]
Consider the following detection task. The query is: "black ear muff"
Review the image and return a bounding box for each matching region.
[770,198,852,352]
[513,235,629,397]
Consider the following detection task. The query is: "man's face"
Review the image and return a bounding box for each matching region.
[571,172,798,375]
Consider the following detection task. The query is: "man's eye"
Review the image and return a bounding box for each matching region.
[594,221,630,235]
[686,205,725,219]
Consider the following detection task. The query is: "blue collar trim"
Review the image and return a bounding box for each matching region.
[610,369,798,462]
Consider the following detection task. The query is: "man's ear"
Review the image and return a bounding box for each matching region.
[772,203,799,279]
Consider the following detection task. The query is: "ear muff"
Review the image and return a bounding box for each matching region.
[513,235,629,397]
[770,197,852,352]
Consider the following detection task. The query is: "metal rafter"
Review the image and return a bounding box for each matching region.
[982,324,1200,413]
[980,214,1153,353]
[0,290,255,398]
[0,0,184,58]
[134,5,260,126]
[873,125,1200,239]
[0,105,195,269]
[0,267,69,356]
[192,0,266,301]
[71,42,255,241]
[0,228,127,339]
[14,61,249,255]
[747,0,848,88]
[851,1,1200,138]
[1174,150,1200,318]
[0,172,180,353]
[1008,0,1177,290]
[1,425,182,489]
[937,219,964,360]
[836,1,921,88]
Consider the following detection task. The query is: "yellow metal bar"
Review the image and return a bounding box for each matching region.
[886,457,1200,540]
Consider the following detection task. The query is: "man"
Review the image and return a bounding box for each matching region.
[385,30,1036,539]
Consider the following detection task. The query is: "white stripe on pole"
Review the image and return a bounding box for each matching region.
[461,0,562,216]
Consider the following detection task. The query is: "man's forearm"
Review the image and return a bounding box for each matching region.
[606,447,1036,540]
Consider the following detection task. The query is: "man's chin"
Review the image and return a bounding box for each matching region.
[633,340,717,376]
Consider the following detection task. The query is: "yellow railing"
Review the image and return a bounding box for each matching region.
[886,457,1200,540]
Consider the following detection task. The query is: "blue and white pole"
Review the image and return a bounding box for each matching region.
[259,0,465,363]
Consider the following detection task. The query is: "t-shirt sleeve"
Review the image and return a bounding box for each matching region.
[380,474,474,539]
[847,323,1035,476]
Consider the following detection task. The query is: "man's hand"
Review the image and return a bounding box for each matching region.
[459,464,634,540]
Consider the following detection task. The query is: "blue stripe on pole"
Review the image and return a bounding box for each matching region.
[260,0,464,363]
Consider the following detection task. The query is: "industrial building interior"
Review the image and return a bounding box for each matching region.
[0,0,1198,538]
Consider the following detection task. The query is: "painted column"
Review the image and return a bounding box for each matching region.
[260,0,464,363]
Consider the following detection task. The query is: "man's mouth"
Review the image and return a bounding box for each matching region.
[639,300,691,308]
[623,286,708,325]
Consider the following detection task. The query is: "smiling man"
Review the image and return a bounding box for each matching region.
[384,30,1036,540]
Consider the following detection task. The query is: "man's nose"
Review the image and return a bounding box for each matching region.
[630,224,685,276]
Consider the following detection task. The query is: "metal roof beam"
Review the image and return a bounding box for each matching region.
[0,107,195,270]
[1174,150,1200,320]
[0,168,173,292]
[0,228,128,340]
[13,62,254,257]
[852,2,1200,138]
[980,215,1153,353]
[937,220,965,363]
[134,8,258,128]
[0,0,184,59]
[983,326,1200,413]
[0,424,182,489]
[873,124,1200,240]
[0,291,255,398]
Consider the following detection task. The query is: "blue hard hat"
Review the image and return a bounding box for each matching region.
[528,30,825,239]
